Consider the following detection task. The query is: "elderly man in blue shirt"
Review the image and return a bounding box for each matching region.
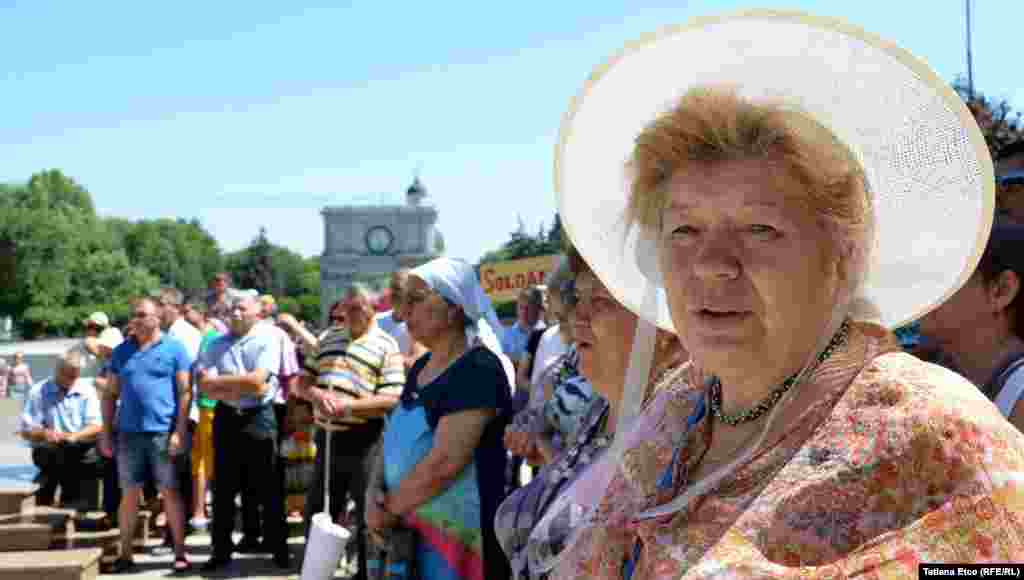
[197,290,291,572]
[20,349,103,509]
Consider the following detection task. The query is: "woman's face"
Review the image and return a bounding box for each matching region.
[402,276,457,348]
[920,270,1016,349]
[658,158,837,381]
[572,271,639,401]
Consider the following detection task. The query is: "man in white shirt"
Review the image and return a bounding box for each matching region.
[157,289,202,361]
[154,287,202,542]
[374,268,427,368]
[501,286,548,371]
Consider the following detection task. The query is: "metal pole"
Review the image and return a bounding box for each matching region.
[966,0,975,100]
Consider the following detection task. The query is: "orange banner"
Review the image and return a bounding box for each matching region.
[479,255,559,303]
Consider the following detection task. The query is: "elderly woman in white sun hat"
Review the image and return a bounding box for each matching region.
[534,9,1024,579]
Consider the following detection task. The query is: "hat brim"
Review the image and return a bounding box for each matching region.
[555,9,994,331]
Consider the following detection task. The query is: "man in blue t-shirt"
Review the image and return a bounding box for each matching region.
[100,296,194,573]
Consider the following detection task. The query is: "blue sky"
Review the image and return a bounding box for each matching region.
[1,0,1019,262]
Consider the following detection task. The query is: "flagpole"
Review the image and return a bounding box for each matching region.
[966,0,975,100]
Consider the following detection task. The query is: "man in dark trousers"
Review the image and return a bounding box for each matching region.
[197,290,291,572]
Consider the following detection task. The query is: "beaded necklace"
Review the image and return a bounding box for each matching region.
[709,320,850,426]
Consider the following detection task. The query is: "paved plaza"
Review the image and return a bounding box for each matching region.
[0,398,352,579]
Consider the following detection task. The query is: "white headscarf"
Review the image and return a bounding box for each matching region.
[409,258,516,389]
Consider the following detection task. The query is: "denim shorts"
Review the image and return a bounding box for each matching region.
[117,431,178,490]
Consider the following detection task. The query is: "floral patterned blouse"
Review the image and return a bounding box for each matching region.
[552,322,1024,579]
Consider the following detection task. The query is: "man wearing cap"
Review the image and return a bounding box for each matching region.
[75,312,124,394]
[197,290,291,571]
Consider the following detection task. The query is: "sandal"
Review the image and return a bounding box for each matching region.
[172,556,192,573]
[110,557,135,574]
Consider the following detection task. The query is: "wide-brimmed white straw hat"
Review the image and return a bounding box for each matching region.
[555,9,995,333]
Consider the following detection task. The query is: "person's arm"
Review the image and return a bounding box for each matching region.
[174,369,192,436]
[98,373,120,457]
[18,393,54,444]
[347,394,400,417]
[202,369,272,396]
[278,314,319,352]
[67,390,103,444]
[66,423,102,444]
[291,373,318,402]
[384,408,495,516]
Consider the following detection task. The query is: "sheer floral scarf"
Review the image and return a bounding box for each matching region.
[551,322,1024,578]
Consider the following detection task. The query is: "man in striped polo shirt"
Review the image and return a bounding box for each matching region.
[294,283,405,580]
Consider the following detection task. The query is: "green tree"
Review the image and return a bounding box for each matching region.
[954,76,1024,158]
[479,212,562,264]
[122,218,223,293]
[65,250,161,329]
[13,170,96,216]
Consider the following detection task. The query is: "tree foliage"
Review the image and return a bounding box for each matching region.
[0,170,334,339]
[224,227,322,322]
[954,76,1024,158]
[121,218,223,292]
[0,172,170,337]
[478,212,563,265]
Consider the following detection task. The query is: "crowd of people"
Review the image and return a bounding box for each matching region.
[9,10,1024,580]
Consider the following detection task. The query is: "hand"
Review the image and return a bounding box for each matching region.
[525,441,549,467]
[312,389,346,418]
[98,432,114,459]
[168,431,184,456]
[277,313,298,328]
[44,430,65,445]
[366,492,399,534]
[504,429,534,458]
[196,368,214,389]
[206,384,240,402]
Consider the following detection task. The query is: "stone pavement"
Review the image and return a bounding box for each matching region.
[0,399,354,579]
[108,531,355,580]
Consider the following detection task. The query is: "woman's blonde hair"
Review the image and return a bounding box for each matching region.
[625,87,874,294]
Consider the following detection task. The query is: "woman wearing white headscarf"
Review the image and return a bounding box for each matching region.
[542,10,1024,579]
[365,257,513,580]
